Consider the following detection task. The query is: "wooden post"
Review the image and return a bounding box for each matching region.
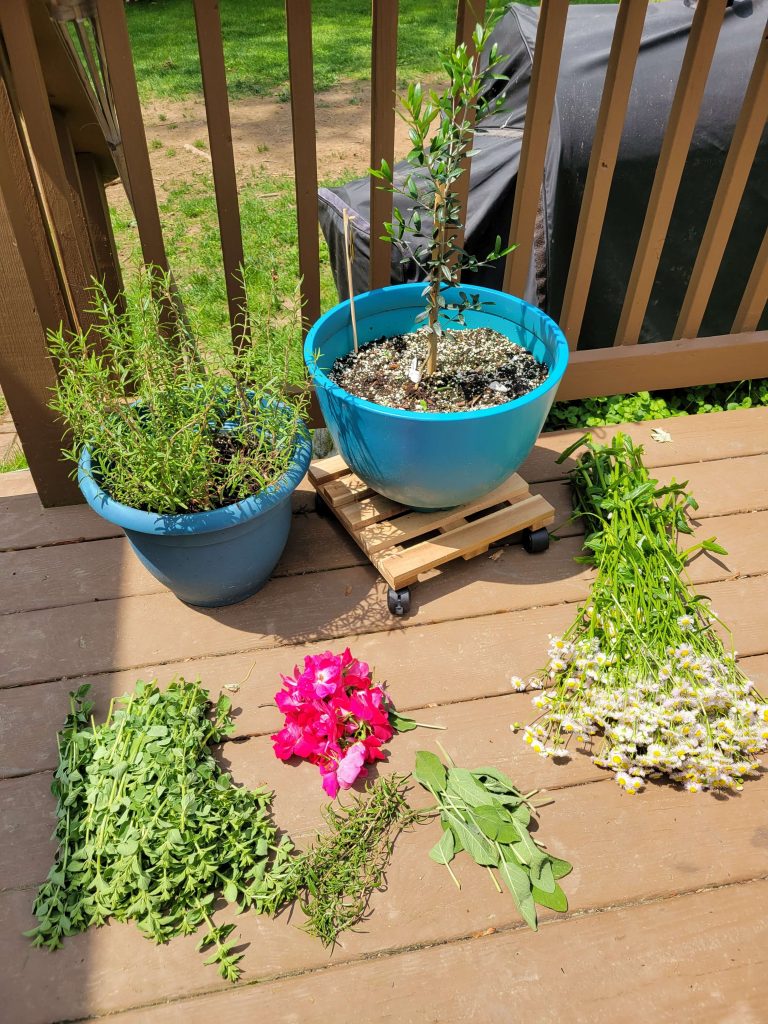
[0,74,80,505]
[285,0,321,334]
[502,0,569,298]
[614,0,726,345]
[558,0,648,348]
[369,0,398,290]
[193,0,250,351]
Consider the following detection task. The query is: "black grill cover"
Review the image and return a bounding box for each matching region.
[318,0,768,348]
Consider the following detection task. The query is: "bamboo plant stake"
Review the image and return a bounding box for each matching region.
[343,208,359,354]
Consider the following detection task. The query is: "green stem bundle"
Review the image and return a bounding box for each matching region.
[524,434,767,793]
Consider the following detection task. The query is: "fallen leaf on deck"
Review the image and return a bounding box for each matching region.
[650,427,673,443]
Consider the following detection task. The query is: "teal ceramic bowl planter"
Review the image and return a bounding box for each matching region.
[78,428,312,608]
[305,283,569,509]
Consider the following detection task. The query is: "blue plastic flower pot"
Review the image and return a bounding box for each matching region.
[78,428,312,608]
[305,283,569,509]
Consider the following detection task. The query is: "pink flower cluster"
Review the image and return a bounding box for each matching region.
[271,649,394,797]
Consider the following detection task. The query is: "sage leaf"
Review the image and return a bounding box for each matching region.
[498,858,538,931]
[445,811,498,867]
[550,856,574,880]
[414,750,447,794]
[446,767,493,808]
[388,711,418,733]
[429,828,455,865]
[532,882,568,913]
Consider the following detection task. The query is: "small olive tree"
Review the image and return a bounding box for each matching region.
[371,4,514,378]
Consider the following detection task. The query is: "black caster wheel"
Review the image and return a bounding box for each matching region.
[314,492,329,517]
[387,586,411,617]
[522,527,550,554]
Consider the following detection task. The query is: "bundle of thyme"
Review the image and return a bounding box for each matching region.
[26,680,294,981]
[282,774,425,947]
[521,434,768,793]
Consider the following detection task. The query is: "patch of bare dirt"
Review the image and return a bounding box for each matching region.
[116,78,439,201]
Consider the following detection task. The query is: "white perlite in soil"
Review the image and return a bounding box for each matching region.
[329,326,548,413]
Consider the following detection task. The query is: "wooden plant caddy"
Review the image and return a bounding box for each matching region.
[308,455,555,616]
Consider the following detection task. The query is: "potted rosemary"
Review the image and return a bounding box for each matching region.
[305,5,568,509]
[49,272,311,607]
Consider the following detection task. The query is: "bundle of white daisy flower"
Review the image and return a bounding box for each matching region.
[519,433,767,794]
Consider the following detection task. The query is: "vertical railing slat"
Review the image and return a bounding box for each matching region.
[285,0,321,333]
[614,0,726,346]
[369,0,399,291]
[732,226,768,334]
[0,0,97,333]
[76,151,125,308]
[558,0,648,349]
[94,0,168,273]
[674,23,768,340]
[502,0,569,298]
[451,0,486,265]
[193,0,250,351]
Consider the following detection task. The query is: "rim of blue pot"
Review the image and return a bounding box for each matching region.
[78,424,312,537]
[304,282,569,421]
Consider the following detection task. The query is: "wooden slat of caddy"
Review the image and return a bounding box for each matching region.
[369,0,399,289]
[336,492,404,531]
[94,0,168,273]
[285,0,321,332]
[355,474,529,553]
[558,329,768,402]
[451,0,486,263]
[558,0,648,347]
[376,493,553,588]
[674,22,768,340]
[0,71,79,506]
[732,225,768,333]
[0,0,97,333]
[614,0,726,346]
[502,0,569,298]
[193,0,250,351]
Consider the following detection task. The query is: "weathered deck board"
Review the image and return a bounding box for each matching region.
[105,878,768,1024]
[2,408,767,1024]
[1,505,764,690]
[4,772,767,1023]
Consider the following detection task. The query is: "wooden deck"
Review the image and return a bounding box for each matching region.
[2,408,768,1024]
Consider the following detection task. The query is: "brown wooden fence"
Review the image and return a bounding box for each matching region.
[1,0,767,506]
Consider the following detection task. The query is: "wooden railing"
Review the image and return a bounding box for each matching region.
[1,0,767,506]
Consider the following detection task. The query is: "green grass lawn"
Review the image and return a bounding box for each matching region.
[125,0,616,102]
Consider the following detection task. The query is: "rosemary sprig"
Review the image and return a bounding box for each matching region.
[284,775,426,947]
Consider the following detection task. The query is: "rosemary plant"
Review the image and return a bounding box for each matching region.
[371,2,514,376]
[522,434,768,793]
[48,270,308,515]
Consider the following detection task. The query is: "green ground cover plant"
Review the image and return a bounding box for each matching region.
[26,679,295,982]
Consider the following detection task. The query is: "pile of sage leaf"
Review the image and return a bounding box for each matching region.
[27,680,294,981]
[414,750,572,930]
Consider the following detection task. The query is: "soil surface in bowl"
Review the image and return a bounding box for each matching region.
[328,326,548,413]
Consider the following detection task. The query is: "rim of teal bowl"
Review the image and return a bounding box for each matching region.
[78,425,312,537]
[304,282,569,422]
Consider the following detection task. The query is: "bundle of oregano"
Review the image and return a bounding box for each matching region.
[27,679,294,981]
[522,433,768,793]
[414,750,572,930]
[279,774,424,947]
